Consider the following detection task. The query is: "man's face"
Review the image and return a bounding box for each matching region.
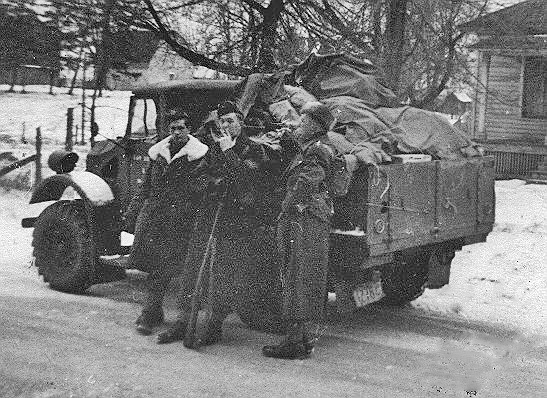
[168,119,190,141]
[218,112,242,139]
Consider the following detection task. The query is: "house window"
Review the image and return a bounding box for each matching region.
[522,56,547,119]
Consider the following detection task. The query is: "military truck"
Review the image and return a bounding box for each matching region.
[22,78,495,330]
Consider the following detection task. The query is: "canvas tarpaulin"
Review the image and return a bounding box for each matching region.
[212,53,483,166]
[292,53,400,108]
[322,96,483,160]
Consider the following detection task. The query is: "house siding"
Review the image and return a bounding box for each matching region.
[482,54,547,143]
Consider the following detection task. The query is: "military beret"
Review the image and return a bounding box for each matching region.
[217,101,243,118]
[300,101,334,132]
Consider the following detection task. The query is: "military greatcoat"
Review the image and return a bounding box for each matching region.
[177,133,285,319]
[277,136,335,322]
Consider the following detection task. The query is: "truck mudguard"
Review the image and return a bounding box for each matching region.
[30,171,115,206]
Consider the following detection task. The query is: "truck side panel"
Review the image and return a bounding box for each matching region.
[370,161,436,250]
[365,158,495,256]
[437,160,479,235]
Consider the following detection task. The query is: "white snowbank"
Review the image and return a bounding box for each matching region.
[414,180,547,337]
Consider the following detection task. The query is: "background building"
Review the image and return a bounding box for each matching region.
[460,0,547,181]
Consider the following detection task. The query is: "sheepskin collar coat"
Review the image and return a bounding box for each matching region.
[127,134,212,272]
[148,134,208,164]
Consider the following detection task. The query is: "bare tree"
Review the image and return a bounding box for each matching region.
[286,0,491,107]
[14,0,495,108]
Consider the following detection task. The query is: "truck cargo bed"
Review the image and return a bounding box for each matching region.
[331,156,495,259]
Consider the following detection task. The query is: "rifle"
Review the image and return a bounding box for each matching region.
[183,193,226,349]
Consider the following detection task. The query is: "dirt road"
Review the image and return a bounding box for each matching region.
[1,258,545,398]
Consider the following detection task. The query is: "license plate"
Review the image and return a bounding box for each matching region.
[352,281,385,307]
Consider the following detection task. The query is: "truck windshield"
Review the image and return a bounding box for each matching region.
[130,98,157,139]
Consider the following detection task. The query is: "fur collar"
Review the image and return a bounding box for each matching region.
[148,134,209,163]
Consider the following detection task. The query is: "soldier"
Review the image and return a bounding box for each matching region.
[262,102,336,359]
[157,101,283,345]
[125,111,212,336]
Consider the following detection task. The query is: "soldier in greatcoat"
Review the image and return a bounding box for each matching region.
[126,112,212,335]
[157,101,284,345]
[262,102,336,359]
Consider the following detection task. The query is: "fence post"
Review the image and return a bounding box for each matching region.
[21,121,27,144]
[35,127,42,184]
[66,107,74,151]
[48,68,55,95]
[8,67,17,92]
[80,66,86,145]
[21,66,27,94]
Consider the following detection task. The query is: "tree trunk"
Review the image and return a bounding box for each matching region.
[90,86,99,146]
[372,1,383,56]
[257,0,285,72]
[384,0,408,93]
[94,0,115,95]
[68,46,84,95]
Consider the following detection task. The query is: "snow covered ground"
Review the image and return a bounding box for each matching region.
[414,179,547,338]
[1,86,546,340]
[0,84,131,146]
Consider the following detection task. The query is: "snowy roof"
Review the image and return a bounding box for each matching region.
[459,0,547,36]
[452,92,472,103]
[192,66,227,80]
[470,35,547,51]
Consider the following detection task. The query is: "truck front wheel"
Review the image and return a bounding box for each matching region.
[32,201,94,293]
[381,251,430,305]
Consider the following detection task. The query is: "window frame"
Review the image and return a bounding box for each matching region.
[126,97,158,139]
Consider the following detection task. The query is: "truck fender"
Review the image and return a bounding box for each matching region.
[28,172,116,282]
[30,171,114,206]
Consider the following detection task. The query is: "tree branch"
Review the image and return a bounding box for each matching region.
[142,0,251,76]
[414,32,464,108]
[240,0,266,14]
[167,0,210,11]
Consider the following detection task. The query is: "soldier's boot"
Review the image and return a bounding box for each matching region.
[135,306,164,336]
[156,314,189,344]
[200,312,226,346]
[302,322,317,355]
[262,322,310,360]
[137,268,173,335]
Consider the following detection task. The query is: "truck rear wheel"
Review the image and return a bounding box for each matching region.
[32,201,94,293]
[381,251,430,305]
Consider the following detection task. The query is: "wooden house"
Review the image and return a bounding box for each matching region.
[106,32,200,90]
[106,30,161,90]
[460,0,547,180]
